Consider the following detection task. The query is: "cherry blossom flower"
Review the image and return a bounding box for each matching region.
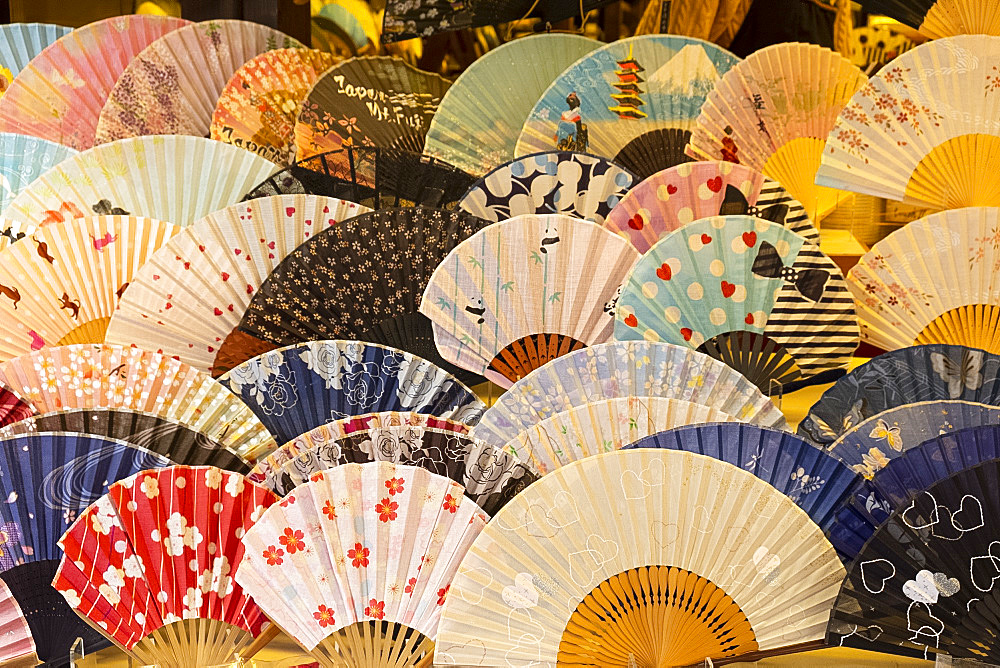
[364,598,385,619]
[385,477,405,496]
[323,500,337,520]
[278,527,305,554]
[263,545,284,566]
[314,604,335,627]
[437,585,450,605]
[442,494,459,513]
[348,543,369,568]
[375,497,398,522]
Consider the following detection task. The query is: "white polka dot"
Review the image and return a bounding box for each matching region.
[697,183,714,200]
[677,163,693,177]
[641,281,659,298]
[775,239,791,257]
[664,306,681,323]
[618,304,634,319]
[235,527,245,539]
[688,282,704,300]
[656,185,673,201]
[739,179,753,193]
[753,310,768,326]
[114,540,127,553]
[157,591,168,603]
[710,216,727,229]
[209,542,217,554]
[731,236,750,254]
[175,477,186,488]
[214,502,223,513]
[719,162,734,176]
[710,308,727,325]
[710,259,725,276]
[677,207,694,224]
[126,501,137,512]
[731,285,747,303]
[689,331,705,347]
[688,234,704,252]
[643,328,661,342]
[755,218,772,233]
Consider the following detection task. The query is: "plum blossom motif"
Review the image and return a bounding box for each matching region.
[278,527,306,554]
[314,604,335,627]
[376,497,398,522]
[385,477,405,495]
[263,545,284,566]
[348,542,370,568]
[365,598,385,619]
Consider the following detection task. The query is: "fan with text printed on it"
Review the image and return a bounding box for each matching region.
[615,215,859,394]
[105,195,370,376]
[0,23,72,98]
[0,382,33,427]
[687,42,867,221]
[0,344,276,461]
[848,207,1000,354]
[0,216,180,362]
[435,449,845,666]
[0,576,36,667]
[604,160,818,254]
[54,466,278,667]
[0,15,189,151]
[820,37,1000,211]
[234,207,491,387]
[0,133,76,215]
[236,462,486,667]
[856,0,1000,41]
[220,340,485,445]
[421,214,640,388]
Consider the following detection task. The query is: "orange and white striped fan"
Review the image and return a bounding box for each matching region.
[848,206,1000,353]
[686,43,868,221]
[0,216,180,362]
[105,195,371,376]
[0,344,276,460]
[818,35,1000,211]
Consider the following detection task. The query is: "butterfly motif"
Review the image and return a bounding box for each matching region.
[931,350,983,399]
[868,418,902,452]
[41,201,84,225]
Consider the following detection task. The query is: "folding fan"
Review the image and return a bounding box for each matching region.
[0,382,33,427]
[0,15,189,151]
[855,1,998,44]
[235,207,491,387]
[313,3,369,54]
[614,215,859,394]
[421,214,640,388]
[0,215,180,361]
[849,24,915,74]
[457,151,636,225]
[105,194,370,375]
[220,340,485,444]
[604,160,818,253]
[0,23,72,97]
[54,466,278,666]
[515,36,741,180]
[0,136,277,248]
[237,462,486,666]
[848,207,1000,353]
[242,146,476,210]
[96,20,300,143]
[0,575,37,666]
[0,133,76,214]
[423,34,600,177]
[210,48,341,165]
[686,42,867,221]
[294,56,450,161]
[0,344,276,461]
[435,449,845,665]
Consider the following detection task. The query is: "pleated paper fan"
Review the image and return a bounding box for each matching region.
[236,462,486,666]
[242,147,476,210]
[0,215,180,362]
[220,340,485,445]
[848,207,1000,353]
[96,20,301,143]
[457,151,636,225]
[0,382,33,427]
[210,48,341,165]
[423,34,600,177]
[0,23,72,97]
[0,575,37,666]
[436,449,845,665]
[604,160,818,254]
[0,136,277,250]
[857,1,1000,43]
[54,466,278,666]
[614,216,859,394]
[235,207,491,387]
[470,341,786,449]
[294,56,450,161]
[0,344,277,461]
[0,15,189,151]
[686,42,867,221]
[105,195,370,376]
[515,36,740,179]
[849,24,916,74]
[0,132,76,214]
[421,214,640,388]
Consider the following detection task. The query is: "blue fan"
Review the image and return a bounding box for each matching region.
[220,340,486,444]
[0,132,76,217]
[798,344,1000,447]
[0,23,71,89]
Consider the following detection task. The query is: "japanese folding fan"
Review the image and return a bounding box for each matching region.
[105,194,370,375]
[210,48,340,165]
[848,207,1000,353]
[615,215,859,393]
[855,0,1000,40]
[237,462,486,667]
[96,20,300,143]
[686,42,867,221]
[0,381,32,426]
[0,132,76,214]
[0,22,72,97]
[603,160,818,253]
[457,151,636,225]
[0,136,276,249]
[436,449,845,665]
[294,56,451,160]
[516,35,740,180]
[423,34,599,177]
[0,216,180,361]
[470,340,787,450]
[0,344,276,460]
[54,466,279,667]
[849,24,915,74]
[0,575,36,666]
[818,35,1000,210]
[0,15,189,150]
[420,214,640,388]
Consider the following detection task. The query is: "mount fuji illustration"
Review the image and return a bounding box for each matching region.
[648,44,721,96]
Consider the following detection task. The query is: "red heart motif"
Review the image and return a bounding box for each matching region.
[183,262,190,270]
[624,313,638,327]
[745,313,754,325]
[268,253,275,259]
[285,207,295,216]
[246,284,254,294]
[267,241,276,249]
[701,234,712,244]
[198,245,206,252]
[305,219,312,226]
[207,346,214,353]
[680,327,693,341]
[164,302,172,310]
[628,213,643,231]
[152,274,160,280]
[655,263,672,281]
[667,183,678,195]
[227,304,234,312]
[323,206,330,213]
[234,249,242,255]
[742,231,757,247]
[213,308,223,316]
[259,238,265,243]
[707,177,723,192]
[721,281,736,298]
[221,272,230,281]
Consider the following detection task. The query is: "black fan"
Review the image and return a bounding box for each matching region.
[613,128,694,180]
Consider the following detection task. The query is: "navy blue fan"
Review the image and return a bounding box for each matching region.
[220,340,486,444]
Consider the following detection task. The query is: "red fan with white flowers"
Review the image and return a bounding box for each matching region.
[53,466,278,667]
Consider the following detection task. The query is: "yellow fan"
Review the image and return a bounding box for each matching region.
[860,0,1000,40]
[686,42,867,221]
[0,216,180,362]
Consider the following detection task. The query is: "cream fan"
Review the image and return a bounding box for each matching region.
[0,216,180,362]
[857,0,1000,40]
[818,35,1000,211]
[686,42,868,221]
[847,206,1000,353]
[435,449,845,665]
[419,214,640,388]
[105,194,371,375]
